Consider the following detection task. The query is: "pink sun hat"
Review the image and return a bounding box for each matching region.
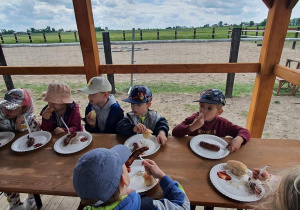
[43,83,73,104]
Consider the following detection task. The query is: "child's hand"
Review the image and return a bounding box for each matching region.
[86,115,96,128]
[157,131,168,146]
[133,123,146,133]
[54,127,66,135]
[252,168,271,181]
[15,116,25,130]
[226,136,244,152]
[189,113,204,131]
[142,159,166,180]
[42,111,52,120]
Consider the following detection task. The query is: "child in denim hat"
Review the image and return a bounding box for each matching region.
[41,83,83,134]
[116,85,169,145]
[79,76,124,134]
[0,88,40,210]
[73,145,190,209]
[172,89,250,152]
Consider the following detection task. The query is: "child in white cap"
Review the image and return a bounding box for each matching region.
[79,76,124,134]
[73,145,190,209]
[41,83,83,134]
[0,88,40,210]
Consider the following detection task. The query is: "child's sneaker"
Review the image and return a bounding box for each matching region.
[7,203,26,210]
[23,198,36,210]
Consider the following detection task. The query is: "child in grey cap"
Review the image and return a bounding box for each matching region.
[73,145,190,210]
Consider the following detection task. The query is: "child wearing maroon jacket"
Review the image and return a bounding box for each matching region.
[172,89,250,153]
[41,83,83,134]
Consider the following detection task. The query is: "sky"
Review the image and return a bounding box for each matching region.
[0,0,300,32]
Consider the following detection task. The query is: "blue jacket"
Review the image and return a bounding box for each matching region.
[84,102,124,134]
[84,175,190,210]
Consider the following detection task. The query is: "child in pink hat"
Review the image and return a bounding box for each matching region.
[41,83,83,134]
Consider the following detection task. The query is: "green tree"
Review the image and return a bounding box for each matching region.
[260,19,267,26]
[218,21,223,27]
[250,21,254,26]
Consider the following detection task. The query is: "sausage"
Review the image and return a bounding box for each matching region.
[248,178,262,194]
[27,135,35,147]
[199,141,220,151]
[125,146,149,167]
[63,132,77,146]
[133,142,139,151]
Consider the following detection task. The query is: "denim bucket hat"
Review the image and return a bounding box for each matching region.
[194,89,226,106]
[73,145,130,206]
[122,85,152,104]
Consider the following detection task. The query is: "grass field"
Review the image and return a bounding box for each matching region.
[1,26,299,44]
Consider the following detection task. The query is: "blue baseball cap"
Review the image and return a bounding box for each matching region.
[73,145,130,205]
[194,89,226,106]
[122,85,152,104]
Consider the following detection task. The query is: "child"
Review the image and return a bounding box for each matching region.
[172,89,250,152]
[41,83,83,134]
[73,145,190,209]
[251,166,300,209]
[79,76,124,134]
[116,85,169,145]
[0,88,39,210]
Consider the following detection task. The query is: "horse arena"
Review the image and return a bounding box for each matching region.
[2,41,300,140]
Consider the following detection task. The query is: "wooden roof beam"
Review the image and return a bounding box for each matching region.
[287,0,299,9]
[274,64,300,86]
[263,0,274,8]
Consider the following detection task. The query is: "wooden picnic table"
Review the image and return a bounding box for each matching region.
[0,132,300,208]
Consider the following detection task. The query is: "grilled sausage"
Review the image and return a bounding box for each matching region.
[199,141,220,151]
[27,135,35,147]
[63,132,77,146]
[125,146,149,167]
[133,142,140,150]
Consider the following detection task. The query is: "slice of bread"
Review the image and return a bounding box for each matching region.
[87,110,96,120]
[226,160,248,177]
[142,172,155,186]
[143,129,153,139]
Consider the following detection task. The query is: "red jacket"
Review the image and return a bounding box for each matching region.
[172,113,250,143]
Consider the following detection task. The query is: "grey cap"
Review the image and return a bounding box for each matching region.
[79,76,112,94]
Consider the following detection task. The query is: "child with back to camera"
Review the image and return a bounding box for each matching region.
[40,83,83,134]
[116,85,169,145]
[78,76,124,134]
[0,88,40,210]
[73,145,190,210]
[172,89,250,152]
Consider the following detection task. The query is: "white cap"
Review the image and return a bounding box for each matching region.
[79,76,112,94]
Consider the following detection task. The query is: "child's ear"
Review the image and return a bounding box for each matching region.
[217,108,223,116]
[146,102,151,108]
[120,174,129,186]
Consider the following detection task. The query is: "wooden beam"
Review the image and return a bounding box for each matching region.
[274,64,300,86]
[287,0,299,9]
[0,66,85,75]
[263,0,274,8]
[73,0,100,82]
[247,0,292,138]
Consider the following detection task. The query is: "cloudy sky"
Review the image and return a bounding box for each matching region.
[1,0,300,32]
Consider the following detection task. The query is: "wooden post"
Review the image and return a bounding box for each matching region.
[225,28,242,98]
[102,32,115,94]
[292,26,299,49]
[28,33,32,43]
[0,34,4,43]
[255,26,259,43]
[0,45,14,90]
[130,28,135,90]
[212,28,215,39]
[73,0,100,81]
[157,29,159,40]
[123,30,125,41]
[193,28,196,39]
[43,33,47,42]
[58,32,62,42]
[227,28,230,38]
[140,30,143,40]
[247,0,293,138]
[175,29,177,39]
[262,27,265,37]
[14,33,18,43]
[245,27,247,36]
[74,31,78,42]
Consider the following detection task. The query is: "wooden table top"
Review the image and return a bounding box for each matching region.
[0,132,300,208]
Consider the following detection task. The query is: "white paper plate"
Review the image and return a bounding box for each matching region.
[11,131,52,152]
[0,131,15,148]
[210,163,265,202]
[54,132,92,154]
[190,134,230,159]
[128,160,159,193]
[124,134,160,157]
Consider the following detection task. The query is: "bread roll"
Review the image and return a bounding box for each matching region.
[226,160,248,176]
[45,107,54,114]
[87,110,96,120]
[143,129,153,139]
[142,172,155,186]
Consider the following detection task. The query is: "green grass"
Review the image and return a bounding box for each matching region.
[184,104,199,112]
[241,111,248,117]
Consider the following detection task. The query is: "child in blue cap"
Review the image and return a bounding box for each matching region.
[116,85,169,145]
[172,89,250,152]
[73,145,190,209]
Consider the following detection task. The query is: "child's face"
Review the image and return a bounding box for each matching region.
[199,103,223,122]
[48,102,67,112]
[88,92,108,106]
[2,106,26,119]
[131,102,151,116]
